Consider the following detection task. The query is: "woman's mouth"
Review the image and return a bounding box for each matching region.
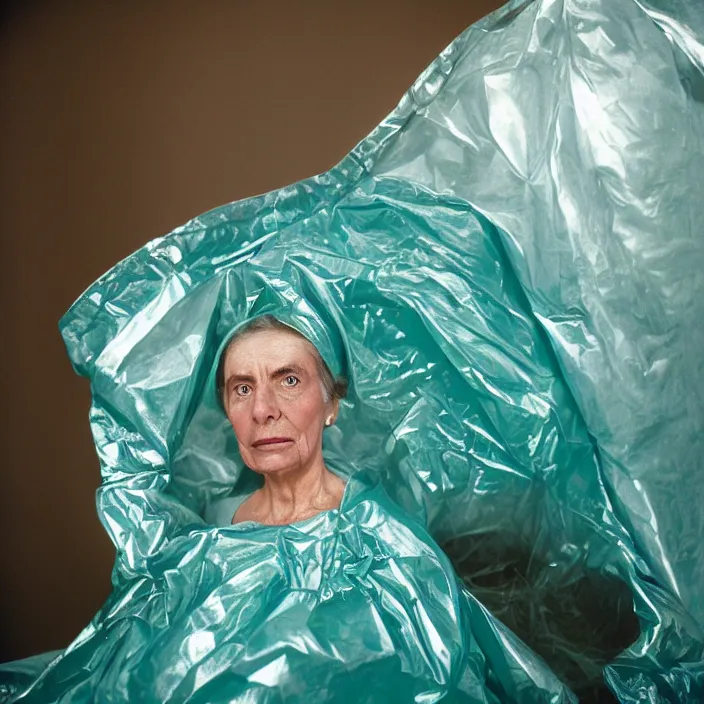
[252,437,293,449]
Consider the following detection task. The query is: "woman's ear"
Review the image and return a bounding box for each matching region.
[325,398,340,426]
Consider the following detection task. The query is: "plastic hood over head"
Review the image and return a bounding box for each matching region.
[203,286,348,415]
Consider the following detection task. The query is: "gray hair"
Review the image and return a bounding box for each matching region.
[216,315,347,406]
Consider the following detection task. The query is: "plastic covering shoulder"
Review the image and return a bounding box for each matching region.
[3,0,704,702]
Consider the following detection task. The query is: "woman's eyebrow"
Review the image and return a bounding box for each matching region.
[225,365,307,386]
[271,365,306,379]
[226,373,256,386]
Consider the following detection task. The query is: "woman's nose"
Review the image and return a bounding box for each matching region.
[252,385,281,424]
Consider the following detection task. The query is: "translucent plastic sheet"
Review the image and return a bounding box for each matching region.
[3,0,703,702]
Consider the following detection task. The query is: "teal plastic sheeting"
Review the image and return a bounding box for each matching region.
[3,0,703,701]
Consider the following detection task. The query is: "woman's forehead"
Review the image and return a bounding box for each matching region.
[223,328,318,373]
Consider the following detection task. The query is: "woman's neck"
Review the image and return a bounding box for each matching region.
[256,458,345,525]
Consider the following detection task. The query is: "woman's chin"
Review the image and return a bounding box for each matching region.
[246,451,303,475]
[251,464,303,477]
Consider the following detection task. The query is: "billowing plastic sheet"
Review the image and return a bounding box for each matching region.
[3,0,703,702]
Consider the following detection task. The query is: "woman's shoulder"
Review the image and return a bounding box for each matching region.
[231,491,260,524]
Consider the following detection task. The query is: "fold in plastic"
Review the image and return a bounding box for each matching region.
[3,0,703,702]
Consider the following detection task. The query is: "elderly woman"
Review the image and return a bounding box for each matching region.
[216,315,348,526]
[1,306,574,704]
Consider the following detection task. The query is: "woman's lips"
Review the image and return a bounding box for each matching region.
[252,437,293,449]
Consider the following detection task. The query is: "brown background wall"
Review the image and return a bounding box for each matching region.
[0,0,500,662]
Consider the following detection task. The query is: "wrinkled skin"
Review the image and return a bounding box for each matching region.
[222,328,345,525]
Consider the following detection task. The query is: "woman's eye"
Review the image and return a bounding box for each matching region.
[283,376,299,387]
[235,384,251,397]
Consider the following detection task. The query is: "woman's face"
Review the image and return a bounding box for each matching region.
[222,328,337,476]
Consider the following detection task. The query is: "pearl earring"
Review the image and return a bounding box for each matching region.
[325,417,333,427]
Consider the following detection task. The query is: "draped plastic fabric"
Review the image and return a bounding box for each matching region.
[3,0,704,702]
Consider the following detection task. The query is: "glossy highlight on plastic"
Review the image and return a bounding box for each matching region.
[2,0,703,702]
